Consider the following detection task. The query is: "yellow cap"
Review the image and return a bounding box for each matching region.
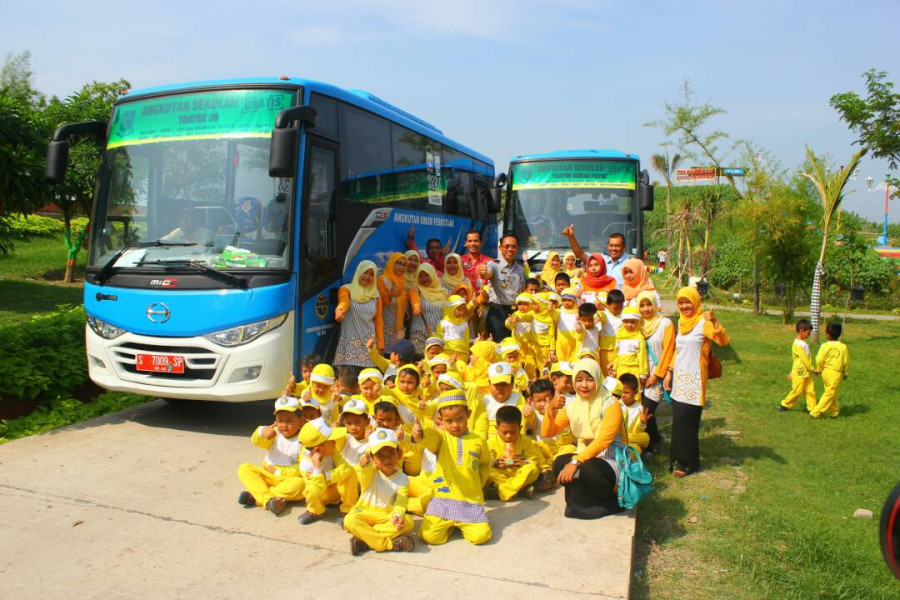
[299,417,346,448]
[621,306,641,321]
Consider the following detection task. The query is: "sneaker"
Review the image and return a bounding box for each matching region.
[534,471,556,492]
[237,491,255,507]
[350,536,368,556]
[777,405,788,412]
[673,469,687,478]
[336,516,345,529]
[392,534,416,552]
[519,485,534,500]
[483,486,500,501]
[266,497,286,515]
[297,511,319,525]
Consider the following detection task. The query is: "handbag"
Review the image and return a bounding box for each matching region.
[708,351,723,380]
[614,444,654,510]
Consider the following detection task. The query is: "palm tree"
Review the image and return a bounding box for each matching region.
[800,146,865,343]
[650,146,684,278]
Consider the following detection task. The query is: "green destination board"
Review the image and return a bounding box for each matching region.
[107,89,295,149]
[512,160,636,190]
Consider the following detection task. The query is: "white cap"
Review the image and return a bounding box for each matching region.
[274,395,300,413]
[368,427,400,453]
[488,361,514,384]
[341,397,368,416]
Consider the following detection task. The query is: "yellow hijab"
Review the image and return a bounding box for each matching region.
[442,295,467,326]
[563,251,580,278]
[404,250,420,290]
[676,286,703,334]
[348,260,379,303]
[466,340,497,392]
[416,263,446,304]
[540,251,561,287]
[442,253,468,293]
[637,290,662,337]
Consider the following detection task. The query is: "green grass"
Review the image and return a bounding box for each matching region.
[632,310,900,599]
[0,236,85,325]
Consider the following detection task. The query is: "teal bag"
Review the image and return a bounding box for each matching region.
[615,444,654,509]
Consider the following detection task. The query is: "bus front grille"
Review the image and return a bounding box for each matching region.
[111,341,222,383]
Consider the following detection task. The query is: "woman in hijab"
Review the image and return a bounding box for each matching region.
[580,253,618,297]
[663,286,730,477]
[637,290,675,455]
[335,260,383,367]
[441,253,472,298]
[379,253,412,347]
[409,263,447,351]
[621,258,659,308]
[542,358,627,519]
[539,251,562,289]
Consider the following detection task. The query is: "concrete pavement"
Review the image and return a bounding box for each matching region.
[0,400,635,600]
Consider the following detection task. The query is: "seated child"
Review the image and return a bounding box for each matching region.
[422,336,444,363]
[237,395,305,515]
[372,401,420,477]
[344,428,416,555]
[300,363,339,425]
[296,417,359,525]
[610,307,648,389]
[487,405,544,501]
[482,362,527,437]
[498,338,530,392]
[283,352,322,397]
[524,379,571,489]
[339,398,371,466]
[810,322,850,419]
[414,391,492,546]
[336,366,361,409]
[616,374,651,455]
[599,289,625,376]
[367,338,416,380]
[778,318,817,413]
[357,368,384,414]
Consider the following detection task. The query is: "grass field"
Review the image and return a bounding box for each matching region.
[632,309,900,599]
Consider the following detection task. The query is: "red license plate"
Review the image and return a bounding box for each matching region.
[136,353,185,374]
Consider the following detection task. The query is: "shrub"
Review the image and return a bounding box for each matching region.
[708,237,753,290]
[0,305,87,401]
[7,214,89,240]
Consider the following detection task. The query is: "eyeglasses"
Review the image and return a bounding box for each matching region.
[396,261,408,266]
[501,244,519,249]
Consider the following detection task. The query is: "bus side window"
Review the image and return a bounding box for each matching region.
[302,145,338,296]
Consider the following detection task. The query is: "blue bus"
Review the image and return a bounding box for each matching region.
[494,149,653,266]
[46,77,497,402]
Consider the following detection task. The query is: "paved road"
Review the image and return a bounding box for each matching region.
[0,400,635,600]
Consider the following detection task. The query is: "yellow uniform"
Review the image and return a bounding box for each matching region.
[343,465,414,552]
[291,379,309,397]
[483,391,527,437]
[506,311,538,377]
[555,307,581,362]
[237,426,304,506]
[599,309,622,376]
[524,410,576,467]
[419,427,492,545]
[780,338,817,411]
[621,401,649,452]
[811,340,850,418]
[300,447,358,516]
[461,382,490,441]
[487,434,542,501]
[407,449,438,516]
[611,328,649,386]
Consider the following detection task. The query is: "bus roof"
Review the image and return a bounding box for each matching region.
[117,77,493,166]
[511,149,640,162]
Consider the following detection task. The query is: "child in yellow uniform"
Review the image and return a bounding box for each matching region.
[553,288,581,363]
[344,428,416,555]
[436,295,471,363]
[599,289,625,376]
[357,368,384,415]
[299,363,340,425]
[810,322,850,419]
[574,302,601,358]
[486,406,543,501]
[283,353,321,397]
[339,398,371,467]
[296,418,359,525]
[616,374,651,455]
[609,307,648,390]
[482,362,528,437]
[531,292,557,373]
[506,293,538,378]
[237,396,305,515]
[524,379,573,482]
[414,391,492,545]
[499,338,530,392]
[778,319,817,413]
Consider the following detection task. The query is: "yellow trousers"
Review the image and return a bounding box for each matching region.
[556,335,578,363]
[599,349,611,377]
[781,375,816,411]
[343,509,414,552]
[304,478,358,516]
[237,464,304,506]
[490,462,539,501]
[420,515,492,546]
[403,444,424,477]
[407,474,434,516]
[628,431,650,452]
[810,370,842,418]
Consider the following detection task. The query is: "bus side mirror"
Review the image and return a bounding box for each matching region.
[489,172,507,214]
[639,169,654,211]
[45,120,107,184]
[882,481,900,580]
[269,106,316,178]
[46,141,70,184]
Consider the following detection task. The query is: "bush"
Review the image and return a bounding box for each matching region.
[708,237,753,290]
[7,214,89,240]
[0,305,87,401]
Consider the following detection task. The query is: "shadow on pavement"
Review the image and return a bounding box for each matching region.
[132,399,273,437]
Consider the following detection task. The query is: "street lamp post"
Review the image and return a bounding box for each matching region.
[866,175,894,246]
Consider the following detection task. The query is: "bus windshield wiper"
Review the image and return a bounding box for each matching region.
[95,241,198,285]
[143,259,248,289]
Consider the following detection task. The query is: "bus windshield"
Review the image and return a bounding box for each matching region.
[90,88,297,270]
[506,159,639,256]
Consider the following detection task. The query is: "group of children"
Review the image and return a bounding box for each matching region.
[778,320,850,418]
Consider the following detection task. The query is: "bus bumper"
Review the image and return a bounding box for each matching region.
[85,312,294,402]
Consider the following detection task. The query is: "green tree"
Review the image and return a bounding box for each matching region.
[830,69,899,197]
[800,146,865,343]
[42,79,129,281]
[649,145,684,268]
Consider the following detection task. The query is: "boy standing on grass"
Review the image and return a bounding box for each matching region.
[778,319,817,413]
[810,322,850,419]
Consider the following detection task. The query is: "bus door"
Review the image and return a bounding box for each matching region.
[298,135,342,361]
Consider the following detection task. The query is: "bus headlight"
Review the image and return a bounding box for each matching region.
[87,314,126,340]
[203,313,288,347]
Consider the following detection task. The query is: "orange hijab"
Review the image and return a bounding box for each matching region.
[382,253,407,293]
[621,258,655,302]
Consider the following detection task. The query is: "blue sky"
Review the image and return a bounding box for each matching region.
[3,0,898,222]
